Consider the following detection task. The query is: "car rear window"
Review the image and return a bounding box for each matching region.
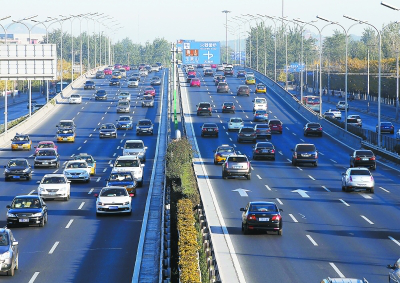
[308,123,320,127]
[203,124,217,127]
[256,124,269,129]
[350,169,371,176]
[241,128,254,132]
[256,143,273,149]
[199,103,210,108]
[296,145,316,152]
[355,150,373,156]
[249,204,277,212]
[231,118,242,123]
[269,120,281,125]
[228,156,247,162]
[347,119,358,123]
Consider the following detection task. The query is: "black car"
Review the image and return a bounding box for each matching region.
[214,75,226,86]
[34,149,60,168]
[237,85,250,96]
[136,119,154,135]
[6,195,48,227]
[4,159,32,181]
[291,143,318,167]
[350,150,376,170]
[99,123,117,138]
[196,102,212,116]
[236,70,246,77]
[237,127,257,143]
[222,102,235,113]
[204,69,213,76]
[109,78,120,86]
[252,142,275,160]
[84,80,95,89]
[240,201,283,235]
[96,71,105,79]
[303,123,323,137]
[95,89,107,100]
[201,123,219,137]
[217,82,229,93]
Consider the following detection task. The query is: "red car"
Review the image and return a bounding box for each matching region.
[190,78,201,87]
[187,70,196,76]
[34,141,58,156]
[268,119,283,134]
[122,65,130,71]
[144,86,156,96]
[114,64,122,69]
[103,68,112,75]
[211,64,217,68]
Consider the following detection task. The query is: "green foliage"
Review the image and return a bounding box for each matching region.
[166,138,193,180]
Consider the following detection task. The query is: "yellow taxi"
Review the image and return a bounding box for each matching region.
[11,134,32,150]
[245,75,256,85]
[56,128,76,143]
[112,71,122,79]
[213,144,236,164]
[74,153,96,175]
[255,83,267,93]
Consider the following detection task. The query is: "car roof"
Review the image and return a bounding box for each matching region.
[43,173,65,178]
[14,195,40,199]
[116,155,140,160]
[249,201,276,205]
[126,140,144,143]
[9,158,28,161]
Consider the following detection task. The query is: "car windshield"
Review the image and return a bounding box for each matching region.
[14,136,29,141]
[224,103,233,106]
[270,120,281,125]
[38,143,54,148]
[0,233,9,246]
[249,204,277,212]
[101,124,115,129]
[12,198,41,209]
[71,95,80,98]
[59,122,73,127]
[125,143,143,149]
[66,162,87,169]
[97,90,106,94]
[58,129,73,134]
[8,160,27,167]
[100,188,128,197]
[218,147,233,152]
[109,173,133,181]
[231,118,242,123]
[347,119,358,123]
[218,83,227,86]
[115,160,139,167]
[143,96,153,101]
[228,156,247,162]
[247,76,255,80]
[145,87,154,91]
[119,117,130,121]
[139,120,152,126]
[85,81,94,85]
[308,123,321,127]
[118,102,129,106]
[381,122,392,126]
[255,111,267,115]
[203,124,217,127]
[37,150,56,156]
[239,87,248,91]
[256,125,269,129]
[42,177,66,184]
[255,99,265,103]
[350,169,371,176]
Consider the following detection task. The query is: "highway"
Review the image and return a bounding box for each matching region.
[181,67,400,282]
[0,69,166,282]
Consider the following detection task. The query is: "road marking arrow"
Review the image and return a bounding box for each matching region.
[292,189,310,198]
[232,188,250,197]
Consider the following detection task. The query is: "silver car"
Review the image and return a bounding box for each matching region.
[142,95,154,107]
[123,140,147,162]
[0,228,18,276]
[117,100,130,113]
[341,167,374,193]
[227,117,244,131]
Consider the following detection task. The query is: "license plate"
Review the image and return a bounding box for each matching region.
[109,206,118,210]
[362,158,368,161]
[19,219,29,222]
[43,162,48,165]
[18,145,23,148]
[13,176,20,179]
[49,192,57,195]
[302,154,311,157]
[63,138,68,141]
[259,218,269,222]
[262,150,269,153]
[245,134,250,136]
[72,175,79,178]
[233,165,242,169]
[208,129,213,131]
[357,184,366,186]
[105,134,110,135]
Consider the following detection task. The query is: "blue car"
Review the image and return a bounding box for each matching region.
[253,110,269,122]
[106,171,137,196]
[116,116,133,130]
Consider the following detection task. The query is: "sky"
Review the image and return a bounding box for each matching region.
[2,0,400,44]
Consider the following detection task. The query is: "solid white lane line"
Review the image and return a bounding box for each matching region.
[380,187,390,193]
[322,186,330,192]
[89,134,92,138]
[88,188,94,194]
[389,236,400,247]
[250,166,254,170]
[245,115,249,118]
[285,127,289,130]
[339,199,350,207]
[28,272,40,283]
[109,160,112,164]
[257,175,262,179]
[359,193,372,199]
[361,215,374,224]
[78,202,85,210]
[330,159,337,163]
[226,132,229,135]
[276,198,283,205]
[120,139,123,143]
[28,190,35,195]
[329,262,345,278]
[113,153,116,157]
[308,175,315,180]
[65,219,74,229]
[96,177,101,182]
[306,235,318,246]
[49,241,59,254]
[289,214,298,223]
[93,128,97,131]
[297,167,303,171]
[265,185,271,191]
[77,147,81,151]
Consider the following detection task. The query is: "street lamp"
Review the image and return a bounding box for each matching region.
[222,10,231,64]
[344,14,382,145]
[247,14,261,71]
[258,14,278,81]
[234,16,252,68]
[0,16,11,134]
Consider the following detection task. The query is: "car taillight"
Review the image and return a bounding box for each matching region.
[270,149,275,153]
[355,157,361,161]
[307,128,310,131]
[371,176,374,181]
[215,128,219,132]
[247,162,250,168]
[319,127,322,130]
[271,215,281,221]
[208,107,211,111]
[370,156,375,160]
[315,152,318,158]
[202,128,207,132]
[293,152,297,158]
[248,215,257,221]
[255,150,260,153]
[223,106,226,109]
[256,130,260,133]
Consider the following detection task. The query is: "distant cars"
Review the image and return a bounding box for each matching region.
[303,123,323,137]
[291,143,318,167]
[84,80,95,89]
[323,112,336,119]
[190,78,201,87]
[128,77,139,88]
[150,76,161,86]
[236,70,246,78]
[103,68,112,75]
[387,258,400,283]
[237,85,250,96]
[187,74,196,83]
[142,95,155,107]
[56,119,76,129]
[222,155,251,180]
[96,70,105,79]
[116,116,133,130]
[69,94,82,104]
[252,142,275,160]
[34,148,60,168]
[136,119,154,135]
[214,75,226,85]
[4,158,32,181]
[240,201,283,235]
[112,71,122,79]
[213,144,236,164]
[34,141,57,156]
[196,102,212,116]
[348,114,362,127]
[109,78,121,86]
[123,140,147,162]
[254,124,271,139]
[336,100,349,111]
[237,127,257,143]
[201,123,219,137]
[116,100,130,113]
[217,82,229,93]
[255,83,267,93]
[342,167,374,193]
[347,118,360,127]
[350,150,376,170]
[37,174,70,200]
[224,65,234,76]
[11,134,32,151]
[0,228,19,276]
[118,92,131,101]
[325,109,342,119]
[95,89,107,100]
[112,156,144,187]
[56,128,76,143]
[203,69,213,76]
[99,123,117,138]
[222,102,235,113]
[228,117,244,131]
[268,119,283,134]
[245,75,256,85]
[6,195,48,227]
[73,153,96,175]
[95,187,132,215]
[320,278,369,283]
[377,122,394,134]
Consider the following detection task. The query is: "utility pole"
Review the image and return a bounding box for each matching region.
[222,10,231,64]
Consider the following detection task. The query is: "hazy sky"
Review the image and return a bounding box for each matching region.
[2,0,399,44]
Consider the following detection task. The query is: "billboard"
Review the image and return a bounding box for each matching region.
[285,63,305,73]
[182,41,220,65]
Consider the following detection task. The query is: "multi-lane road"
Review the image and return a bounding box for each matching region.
[0,69,166,282]
[181,67,400,282]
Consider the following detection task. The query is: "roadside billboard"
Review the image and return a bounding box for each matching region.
[182,41,220,65]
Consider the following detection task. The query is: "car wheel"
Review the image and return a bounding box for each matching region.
[15,255,18,270]
[246,174,251,180]
[272,157,276,161]
[372,163,376,170]
[138,180,143,187]
[292,160,296,166]
[214,159,218,165]
[320,133,323,137]
[222,171,227,180]
[278,229,283,236]
[7,264,15,276]
[350,163,353,168]
[342,185,345,191]
[216,134,219,138]
[370,187,375,194]
[252,155,257,160]
[314,162,318,167]
[39,217,45,227]
[243,224,249,235]
[86,178,90,183]
[5,177,9,182]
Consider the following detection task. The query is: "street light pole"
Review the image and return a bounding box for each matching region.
[0,16,11,134]
[222,10,231,64]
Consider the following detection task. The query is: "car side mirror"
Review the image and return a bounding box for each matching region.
[6,205,11,209]
[12,241,18,246]
[279,208,283,212]
[36,181,40,184]
[94,193,98,198]
[239,208,245,211]
[141,164,145,167]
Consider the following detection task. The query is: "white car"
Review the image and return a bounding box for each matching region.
[69,94,82,104]
[228,117,244,131]
[123,140,147,162]
[151,65,159,72]
[336,100,348,111]
[348,115,362,127]
[253,97,268,111]
[118,92,131,101]
[37,174,71,200]
[128,78,139,88]
[112,156,144,187]
[63,160,91,182]
[95,186,132,215]
[341,167,374,193]
[325,109,342,119]
[139,69,148,76]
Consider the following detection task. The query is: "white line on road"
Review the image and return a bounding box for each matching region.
[88,188,94,194]
[359,193,373,199]
[361,215,374,224]
[265,185,271,191]
[322,186,330,192]
[319,152,324,156]
[257,175,262,179]
[245,115,249,118]
[286,158,291,162]
[292,132,297,136]
[308,175,315,180]
[276,198,283,205]
[329,262,345,278]
[297,167,303,171]
[65,219,74,229]
[380,187,390,193]
[306,235,318,246]
[113,153,116,157]
[78,202,85,210]
[103,168,107,172]
[96,177,101,182]
[233,144,236,147]
[120,139,123,143]
[289,214,298,223]
[339,199,350,206]
[300,139,305,142]
[84,140,87,144]
[28,272,40,283]
[330,159,337,163]
[109,160,112,164]
[101,117,104,120]
[389,236,400,247]
[77,146,81,151]
[226,132,229,135]
[285,127,289,130]
[28,190,35,195]
[89,134,92,138]
[278,151,283,155]
[49,241,59,254]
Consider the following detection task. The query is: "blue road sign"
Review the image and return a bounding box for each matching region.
[182,41,220,64]
[285,63,305,73]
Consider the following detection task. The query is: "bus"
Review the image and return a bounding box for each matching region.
[302,95,320,112]
[56,82,69,94]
